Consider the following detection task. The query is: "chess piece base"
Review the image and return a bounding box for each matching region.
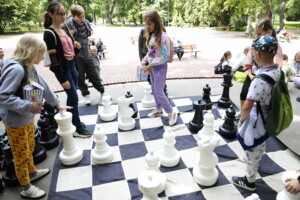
[160,153,180,168]
[38,134,59,150]
[193,167,219,186]
[217,98,232,108]
[142,99,155,108]
[2,171,19,187]
[219,126,237,139]
[100,111,117,122]
[118,119,135,131]
[91,148,114,164]
[189,121,204,132]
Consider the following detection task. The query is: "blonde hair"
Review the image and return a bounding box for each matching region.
[90,45,97,51]
[13,34,46,67]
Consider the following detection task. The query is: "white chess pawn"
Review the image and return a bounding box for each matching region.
[99,94,117,122]
[54,110,83,165]
[245,193,260,200]
[138,170,162,200]
[91,126,114,164]
[277,171,300,200]
[142,83,155,108]
[198,110,219,140]
[193,137,220,186]
[159,129,180,167]
[117,95,136,131]
[145,150,167,194]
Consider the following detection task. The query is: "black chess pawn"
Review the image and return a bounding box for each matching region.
[38,114,59,150]
[125,91,138,118]
[32,127,47,164]
[43,101,58,135]
[0,129,6,170]
[219,105,237,139]
[218,67,233,108]
[2,143,19,187]
[202,84,213,110]
[189,99,206,133]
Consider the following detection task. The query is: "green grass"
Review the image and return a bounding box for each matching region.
[3,25,43,33]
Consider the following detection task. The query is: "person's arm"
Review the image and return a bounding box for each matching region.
[275,44,283,68]
[138,30,144,61]
[240,99,254,124]
[244,48,254,69]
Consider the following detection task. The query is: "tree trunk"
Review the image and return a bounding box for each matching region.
[279,1,285,30]
[262,0,272,19]
[246,16,253,33]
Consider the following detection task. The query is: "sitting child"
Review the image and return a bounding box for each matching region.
[291,51,300,88]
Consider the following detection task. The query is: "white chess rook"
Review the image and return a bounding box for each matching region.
[138,170,162,200]
[99,94,117,122]
[198,110,219,140]
[159,129,180,167]
[145,150,167,194]
[142,83,155,108]
[54,110,83,165]
[117,96,136,131]
[245,193,260,200]
[92,126,114,164]
[193,137,220,186]
[277,171,300,200]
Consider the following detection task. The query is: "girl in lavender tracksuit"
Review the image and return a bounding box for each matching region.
[141,11,177,126]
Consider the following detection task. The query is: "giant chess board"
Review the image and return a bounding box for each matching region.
[48,95,300,200]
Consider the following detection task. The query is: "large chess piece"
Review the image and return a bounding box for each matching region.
[43,101,59,135]
[138,170,162,200]
[55,110,83,165]
[198,110,220,141]
[218,67,233,108]
[99,93,117,122]
[118,95,136,131]
[38,114,59,150]
[145,150,166,193]
[245,193,260,200]
[277,171,300,200]
[125,91,138,118]
[159,129,180,167]
[92,126,114,164]
[0,129,6,170]
[142,83,155,108]
[219,105,237,139]
[189,99,206,132]
[32,127,47,164]
[202,84,213,110]
[193,137,220,186]
[2,142,19,187]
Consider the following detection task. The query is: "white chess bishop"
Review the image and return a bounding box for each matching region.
[117,95,136,131]
[91,126,114,164]
[138,170,162,200]
[145,150,167,194]
[277,171,300,200]
[142,83,155,108]
[193,136,220,186]
[198,110,219,141]
[99,93,116,122]
[159,129,180,167]
[54,110,83,165]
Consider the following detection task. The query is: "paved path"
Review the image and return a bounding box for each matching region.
[1,27,299,92]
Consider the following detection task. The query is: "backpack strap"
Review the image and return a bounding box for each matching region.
[45,29,57,46]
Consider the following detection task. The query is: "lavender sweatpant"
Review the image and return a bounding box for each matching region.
[150,63,173,114]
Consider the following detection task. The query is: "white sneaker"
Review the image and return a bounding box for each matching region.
[21,185,46,199]
[30,168,50,182]
[84,95,92,105]
[168,111,178,126]
[147,108,163,118]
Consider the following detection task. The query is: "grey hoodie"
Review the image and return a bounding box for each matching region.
[0,60,59,128]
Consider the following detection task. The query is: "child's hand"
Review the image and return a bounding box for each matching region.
[31,102,43,114]
[285,178,300,195]
[56,103,72,110]
[144,65,152,73]
[74,41,81,49]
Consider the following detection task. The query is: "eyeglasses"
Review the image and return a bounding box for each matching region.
[56,12,66,17]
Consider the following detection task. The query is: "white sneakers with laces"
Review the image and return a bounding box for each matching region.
[84,95,92,105]
[147,108,163,118]
[168,111,178,126]
[21,185,46,199]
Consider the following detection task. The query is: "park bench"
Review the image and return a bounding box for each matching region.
[182,44,200,58]
[129,36,139,45]
[11,27,21,32]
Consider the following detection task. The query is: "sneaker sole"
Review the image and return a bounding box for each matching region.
[73,132,92,138]
[21,192,46,199]
[231,179,256,191]
[30,170,50,182]
[148,114,163,118]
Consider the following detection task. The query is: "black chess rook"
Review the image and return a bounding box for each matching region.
[218,67,233,108]
[219,105,237,139]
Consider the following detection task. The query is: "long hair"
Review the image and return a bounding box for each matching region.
[13,34,46,67]
[43,1,63,28]
[256,18,277,38]
[294,51,300,63]
[144,11,166,47]
[220,51,231,63]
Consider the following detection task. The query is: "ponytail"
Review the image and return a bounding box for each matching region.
[257,18,277,39]
[43,13,52,28]
[43,1,63,28]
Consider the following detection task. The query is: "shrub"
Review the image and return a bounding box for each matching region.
[230,16,247,31]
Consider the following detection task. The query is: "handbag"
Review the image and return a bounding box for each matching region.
[136,65,148,81]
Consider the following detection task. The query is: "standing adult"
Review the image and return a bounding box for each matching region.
[62,5,106,105]
[43,1,91,138]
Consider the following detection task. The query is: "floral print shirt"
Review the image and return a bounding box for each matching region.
[142,32,171,67]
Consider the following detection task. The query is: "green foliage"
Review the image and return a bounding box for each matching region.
[286,0,300,21]
[230,16,247,30]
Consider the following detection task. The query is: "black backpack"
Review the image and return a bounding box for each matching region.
[214,63,223,74]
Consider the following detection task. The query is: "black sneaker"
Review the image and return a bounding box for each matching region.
[74,123,92,138]
[231,176,256,191]
[297,97,300,102]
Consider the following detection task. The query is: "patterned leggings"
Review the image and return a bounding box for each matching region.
[6,121,36,186]
[244,143,266,183]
